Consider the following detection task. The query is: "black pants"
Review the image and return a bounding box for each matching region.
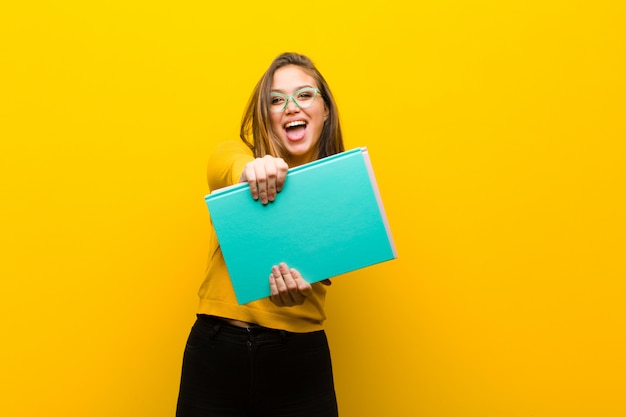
[176,315,338,417]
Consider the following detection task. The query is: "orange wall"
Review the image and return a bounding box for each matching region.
[1,1,625,416]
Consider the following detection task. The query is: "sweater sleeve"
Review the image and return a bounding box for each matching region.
[207,140,255,192]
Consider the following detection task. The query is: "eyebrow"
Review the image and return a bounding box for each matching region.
[270,85,315,94]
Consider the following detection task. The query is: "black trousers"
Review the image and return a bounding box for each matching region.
[176,315,339,417]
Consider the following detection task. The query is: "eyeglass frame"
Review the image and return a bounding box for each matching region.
[269,87,321,113]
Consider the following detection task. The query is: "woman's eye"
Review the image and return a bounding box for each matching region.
[271,96,285,105]
[297,92,313,100]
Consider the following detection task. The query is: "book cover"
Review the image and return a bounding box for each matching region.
[205,147,397,304]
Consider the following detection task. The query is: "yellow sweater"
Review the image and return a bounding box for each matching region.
[197,140,328,333]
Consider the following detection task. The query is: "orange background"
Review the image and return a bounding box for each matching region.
[1,1,625,416]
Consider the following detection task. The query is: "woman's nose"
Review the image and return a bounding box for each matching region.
[284,98,300,113]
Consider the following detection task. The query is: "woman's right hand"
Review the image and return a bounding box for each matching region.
[239,155,288,204]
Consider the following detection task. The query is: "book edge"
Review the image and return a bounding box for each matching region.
[360,147,398,259]
[204,147,364,201]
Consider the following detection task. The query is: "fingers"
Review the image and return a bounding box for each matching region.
[274,158,288,193]
[269,263,312,307]
[242,163,259,200]
[254,156,275,204]
[242,156,288,205]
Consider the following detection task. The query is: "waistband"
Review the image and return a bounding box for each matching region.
[198,314,288,337]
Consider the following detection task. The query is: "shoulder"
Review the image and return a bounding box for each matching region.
[210,140,254,160]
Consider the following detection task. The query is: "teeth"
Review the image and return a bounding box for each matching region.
[285,120,306,128]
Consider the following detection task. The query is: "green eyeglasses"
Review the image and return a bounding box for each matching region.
[269,87,321,112]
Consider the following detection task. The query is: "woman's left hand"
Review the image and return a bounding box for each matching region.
[269,262,313,307]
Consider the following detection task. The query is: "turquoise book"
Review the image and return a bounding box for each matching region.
[204,147,397,305]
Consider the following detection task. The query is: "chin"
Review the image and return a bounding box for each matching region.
[284,142,316,164]
[288,143,313,155]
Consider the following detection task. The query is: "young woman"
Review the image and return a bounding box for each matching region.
[176,52,344,417]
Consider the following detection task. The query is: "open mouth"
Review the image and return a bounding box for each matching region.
[284,120,307,141]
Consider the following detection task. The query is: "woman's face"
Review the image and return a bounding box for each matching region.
[269,65,328,166]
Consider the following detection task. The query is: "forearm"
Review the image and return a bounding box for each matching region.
[207,140,254,191]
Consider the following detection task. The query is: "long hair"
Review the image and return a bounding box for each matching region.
[239,52,344,161]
